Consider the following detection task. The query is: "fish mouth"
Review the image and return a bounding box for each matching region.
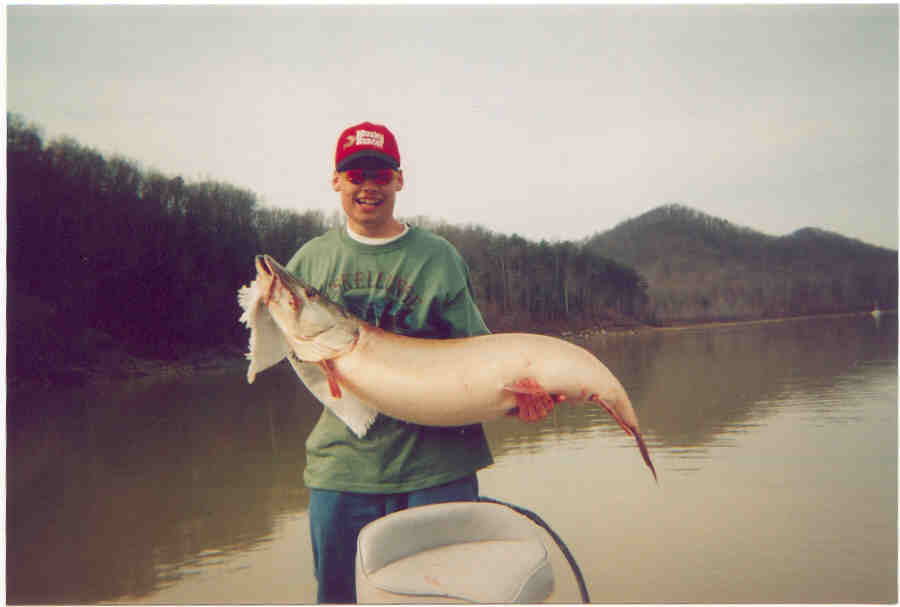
[257,255,297,285]
[256,254,320,303]
[255,255,280,304]
[255,255,273,276]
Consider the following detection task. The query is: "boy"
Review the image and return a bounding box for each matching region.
[286,122,494,603]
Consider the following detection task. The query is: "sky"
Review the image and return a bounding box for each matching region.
[6,4,899,250]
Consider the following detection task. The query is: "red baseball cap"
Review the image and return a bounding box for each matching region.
[335,122,401,171]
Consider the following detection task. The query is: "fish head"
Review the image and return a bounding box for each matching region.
[254,255,360,361]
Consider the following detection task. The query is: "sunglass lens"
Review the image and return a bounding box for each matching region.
[345,169,393,185]
[346,169,365,184]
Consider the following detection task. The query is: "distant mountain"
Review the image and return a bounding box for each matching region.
[586,204,897,323]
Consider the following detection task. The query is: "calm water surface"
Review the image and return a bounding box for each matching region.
[7,314,897,603]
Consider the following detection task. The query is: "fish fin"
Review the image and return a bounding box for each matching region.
[502,380,542,395]
[592,395,632,435]
[633,430,659,483]
[503,378,557,422]
[288,356,378,438]
[238,282,291,383]
[319,359,342,398]
[593,396,658,482]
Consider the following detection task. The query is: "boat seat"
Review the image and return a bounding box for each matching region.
[355,501,554,604]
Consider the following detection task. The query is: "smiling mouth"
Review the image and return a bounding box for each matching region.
[356,198,382,207]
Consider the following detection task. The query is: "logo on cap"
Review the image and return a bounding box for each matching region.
[354,130,384,149]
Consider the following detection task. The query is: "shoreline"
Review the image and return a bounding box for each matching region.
[8,310,891,394]
[6,345,247,396]
[561,309,892,339]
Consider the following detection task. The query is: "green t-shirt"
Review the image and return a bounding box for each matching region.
[285,225,494,493]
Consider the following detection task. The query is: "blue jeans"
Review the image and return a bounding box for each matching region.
[308,474,479,604]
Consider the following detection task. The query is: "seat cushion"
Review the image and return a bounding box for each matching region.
[355,502,553,603]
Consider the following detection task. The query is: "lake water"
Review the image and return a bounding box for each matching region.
[7,314,897,604]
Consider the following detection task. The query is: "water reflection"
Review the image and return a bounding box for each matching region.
[6,314,896,603]
[628,317,891,445]
[7,363,318,603]
[486,315,896,468]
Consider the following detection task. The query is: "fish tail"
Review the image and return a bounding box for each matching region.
[593,395,658,482]
[633,430,658,483]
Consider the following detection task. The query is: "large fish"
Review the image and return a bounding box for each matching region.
[238,254,657,480]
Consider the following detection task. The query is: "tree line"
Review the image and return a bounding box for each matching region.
[411,219,647,332]
[7,114,647,381]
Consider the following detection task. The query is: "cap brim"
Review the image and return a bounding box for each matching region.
[337,150,400,171]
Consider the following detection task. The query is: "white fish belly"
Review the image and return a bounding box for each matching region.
[331,330,597,427]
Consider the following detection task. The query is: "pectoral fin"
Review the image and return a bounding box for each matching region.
[319,359,342,398]
[288,355,378,438]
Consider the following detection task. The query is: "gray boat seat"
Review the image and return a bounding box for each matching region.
[355,501,554,603]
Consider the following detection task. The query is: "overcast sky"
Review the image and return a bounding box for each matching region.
[7,4,898,249]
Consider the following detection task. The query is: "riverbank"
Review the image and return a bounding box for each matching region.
[8,309,891,395]
[6,341,247,396]
[562,309,892,339]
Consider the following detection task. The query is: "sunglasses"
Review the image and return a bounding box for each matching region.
[344,168,395,186]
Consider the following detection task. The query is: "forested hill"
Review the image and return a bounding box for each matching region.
[6,114,646,385]
[586,204,898,322]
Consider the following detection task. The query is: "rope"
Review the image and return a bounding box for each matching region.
[478,496,591,603]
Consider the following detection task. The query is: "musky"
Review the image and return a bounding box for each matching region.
[7,4,898,249]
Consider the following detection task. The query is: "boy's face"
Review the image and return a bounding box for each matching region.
[333,158,404,238]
